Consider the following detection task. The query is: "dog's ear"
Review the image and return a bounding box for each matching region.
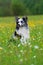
[15,16,20,22]
[22,16,28,22]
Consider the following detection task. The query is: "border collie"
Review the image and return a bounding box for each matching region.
[13,16,30,45]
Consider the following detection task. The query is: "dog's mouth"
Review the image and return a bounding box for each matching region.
[18,24,25,27]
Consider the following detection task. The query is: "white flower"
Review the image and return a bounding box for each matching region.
[34,45,39,49]
[18,44,21,47]
[33,55,36,58]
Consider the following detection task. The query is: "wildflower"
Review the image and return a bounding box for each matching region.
[18,44,21,47]
[33,55,36,58]
[29,22,35,28]
[34,45,39,49]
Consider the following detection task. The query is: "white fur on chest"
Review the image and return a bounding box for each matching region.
[16,27,30,39]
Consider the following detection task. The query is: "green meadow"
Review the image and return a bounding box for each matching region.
[0,16,43,65]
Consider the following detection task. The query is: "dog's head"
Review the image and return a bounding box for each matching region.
[15,16,28,29]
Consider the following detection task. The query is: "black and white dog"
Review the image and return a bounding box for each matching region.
[13,16,30,45]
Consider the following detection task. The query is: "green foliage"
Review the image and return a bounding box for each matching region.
[0,0,43,16]
[0,0,12,16]
[22,0,43,14]
[12,3,27,15]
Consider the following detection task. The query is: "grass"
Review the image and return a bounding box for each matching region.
[0,16,43,65]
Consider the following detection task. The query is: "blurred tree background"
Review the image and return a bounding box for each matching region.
[0,0,43,16]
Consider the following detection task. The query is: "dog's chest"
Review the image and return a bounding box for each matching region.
[16,27,30,39]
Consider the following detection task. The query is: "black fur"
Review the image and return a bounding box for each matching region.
[14,31,21,38]
[16,24,20,30]
[22,17,28,27]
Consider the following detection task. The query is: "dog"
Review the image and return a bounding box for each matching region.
[13,16,30,45]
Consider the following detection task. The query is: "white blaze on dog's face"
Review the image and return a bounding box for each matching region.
[15,16,28,27]
[18,19,24,26]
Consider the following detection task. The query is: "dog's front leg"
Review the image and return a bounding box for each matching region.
[13,31,21,39]
[20,36,26,45]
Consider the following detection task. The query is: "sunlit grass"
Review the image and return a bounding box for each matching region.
[0,16,43,65]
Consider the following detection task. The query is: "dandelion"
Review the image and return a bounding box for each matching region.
[29,22,35,28]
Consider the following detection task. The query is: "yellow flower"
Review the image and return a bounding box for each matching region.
[28,21,35,28]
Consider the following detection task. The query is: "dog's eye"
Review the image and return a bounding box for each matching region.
[21,21,23,23]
